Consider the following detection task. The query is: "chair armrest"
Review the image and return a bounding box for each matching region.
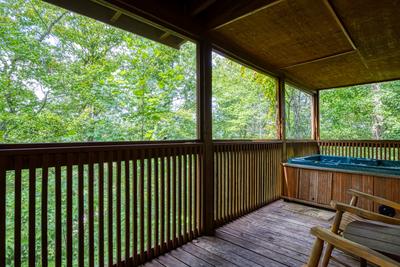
[331,201,400,225]
[309,226,399,267]
[348,189,400,211]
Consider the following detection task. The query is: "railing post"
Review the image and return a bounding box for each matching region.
[278,77,287,161]
[197,40,214,235]
[312,91,320,141]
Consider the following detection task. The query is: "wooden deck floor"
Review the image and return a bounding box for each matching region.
[143,200,360,267]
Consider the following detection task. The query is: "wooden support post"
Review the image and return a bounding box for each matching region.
[197,40,214,235]
[312,91,320,141]
[278,77,287,160]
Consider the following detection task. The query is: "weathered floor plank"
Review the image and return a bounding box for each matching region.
[146,200,360,267]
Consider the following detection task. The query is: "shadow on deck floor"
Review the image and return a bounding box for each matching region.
[142,200,360,267]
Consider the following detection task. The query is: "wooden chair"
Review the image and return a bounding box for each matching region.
[305,189,400,267]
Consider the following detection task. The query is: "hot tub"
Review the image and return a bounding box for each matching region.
[282,154,400,214]
[288,154,400,176]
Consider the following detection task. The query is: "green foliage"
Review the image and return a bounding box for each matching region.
[212,53,278,139]
[320,80,400,140]
[285,84,312,139]
[0,0,197,144]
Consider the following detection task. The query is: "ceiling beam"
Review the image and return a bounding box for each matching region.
[280,50,356,69]
[204,0,282,31]
[189,0,216,16]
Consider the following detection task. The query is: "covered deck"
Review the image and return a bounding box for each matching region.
[147,200,358,267]
[1,0,400,267]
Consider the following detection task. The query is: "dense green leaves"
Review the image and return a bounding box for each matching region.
[285,84,312,139]
[0,0,196,143]
[320,81,400,140]
[212,53,278,139]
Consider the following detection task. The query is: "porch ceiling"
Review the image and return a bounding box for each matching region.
[46,0,400,90]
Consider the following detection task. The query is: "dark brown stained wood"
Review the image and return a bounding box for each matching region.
[183,151,188,243]
[147,151,152,259]
[14,157,22,267]
[88,152,95,267]
[132,152,138,265]
[160,149,166,253]
[154,151,160,256]
[29,157,37,266]
[66,153,73,267]
[0,156,4,267]
[79,153,86,266]
[140,150,145,262]
[178,150,183,245]
[124,150,131,263]
[55,155,62,267]
[188,150,193,239]
[166,150,172,249]
[98,151,105,267]
[172,150,177,247]
[116,151,122,265]
[198,41,214,235]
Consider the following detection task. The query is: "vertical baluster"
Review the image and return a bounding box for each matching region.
[98,151,105,267]
[66,153,73,267]
[29,157,37,266]
[89,152,95,267]
[139,150,145,262]
[124,150,130,264]
[55,155,62,267]
[107,151,113,266]
[172,149,177,247]
[132,151,138,265]
[166,149,171,246]
[218,146,222,223]
[116,151,122,265]
[0,155,5,267]
[177,149,182,245]
[79,153,85,266]
[183,149,188,243]
[160,149,166,252]
[15,157,22,267]
[154,150,160,256]
[188,148,193,239]
[146,150,152,259]
[194,150,199,236]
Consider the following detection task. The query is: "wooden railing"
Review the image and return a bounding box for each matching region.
[0,142,203,266]
[213,141,283,226]
[287,140,319,159]
[0,139,323,266]
[319,140,400,160]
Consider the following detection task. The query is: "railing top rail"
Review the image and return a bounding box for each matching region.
[0,141,202,156]
[286,140,318,143]
[319,140,400,143]
[213,140,282,145]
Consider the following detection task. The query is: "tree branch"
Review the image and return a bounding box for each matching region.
[38,11,67,42]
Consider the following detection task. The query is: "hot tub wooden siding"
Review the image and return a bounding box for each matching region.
[282,164,400,217]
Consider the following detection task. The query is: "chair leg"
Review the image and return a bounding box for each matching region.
[307,237,324,267]
[321,243,334,267]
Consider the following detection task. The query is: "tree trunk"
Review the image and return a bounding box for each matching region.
[372,83,383,140]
